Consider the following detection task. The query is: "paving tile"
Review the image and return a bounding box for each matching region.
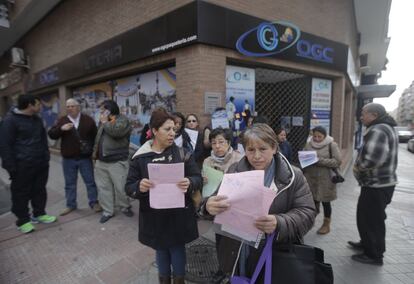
[1,154,414,283]
[97,259,138,284]
[393,273,414,284]
[126,246,155,272]
[0,213,15,230]
[79,275,102,284]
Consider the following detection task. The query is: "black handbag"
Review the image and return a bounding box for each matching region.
[73,128,93,155]
[247,242,334,284]
[271,243,334,284]
[79,139,93,155]
[330,168,345,184]
[329,143,344,184]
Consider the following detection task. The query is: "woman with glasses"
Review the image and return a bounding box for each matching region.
[185,113,206,167]
[201,127,243,282]
[202,127,243,175]
[125,108,202,284]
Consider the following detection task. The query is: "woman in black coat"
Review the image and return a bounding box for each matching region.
[185,113,206,167]
[125,108,202,284]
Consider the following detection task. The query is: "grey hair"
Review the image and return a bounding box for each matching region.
[66,98,80,106]
[363,103,386,118]
[242,123,278,150]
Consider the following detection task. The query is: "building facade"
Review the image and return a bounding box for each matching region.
[397,81,414,129]
[0,0,392,167]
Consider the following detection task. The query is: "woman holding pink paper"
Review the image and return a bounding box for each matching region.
[125,108,202,284]
[200,123,316,281]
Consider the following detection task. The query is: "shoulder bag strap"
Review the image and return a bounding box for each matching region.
[250,232,276,284]
[328,142,332,159]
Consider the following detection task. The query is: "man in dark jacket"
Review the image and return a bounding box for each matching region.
[349,103,398,265]
[48,98,101,216]
[0,94,56,234]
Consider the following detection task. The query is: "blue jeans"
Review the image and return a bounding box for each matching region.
[62,158,98,208]
[156,245,186,277]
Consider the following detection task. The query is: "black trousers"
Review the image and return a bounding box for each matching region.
[356,186,394,259]
[10,163,49,226]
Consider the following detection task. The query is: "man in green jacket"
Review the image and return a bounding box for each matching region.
[93,100,133,223]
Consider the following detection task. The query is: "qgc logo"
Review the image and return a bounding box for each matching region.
[236,21,300,57]
[226,71,252,83]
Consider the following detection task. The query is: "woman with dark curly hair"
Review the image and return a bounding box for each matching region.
[125,108,202,284]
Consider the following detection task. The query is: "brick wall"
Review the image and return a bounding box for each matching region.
[21,0,358,73]
[23,0,192,73]
[14,0,358,154]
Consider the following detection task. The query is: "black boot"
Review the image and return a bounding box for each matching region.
[159,275,171,284]
[173,276,185,284]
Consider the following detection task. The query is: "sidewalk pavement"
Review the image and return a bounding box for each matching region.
[1,150,414,284]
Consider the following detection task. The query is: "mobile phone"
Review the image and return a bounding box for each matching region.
[102,110,110,117]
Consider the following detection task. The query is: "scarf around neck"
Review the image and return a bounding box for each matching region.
[310,135,334,149]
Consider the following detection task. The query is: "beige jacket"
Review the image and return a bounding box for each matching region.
[303,136,342,202]
[202,148,243,173]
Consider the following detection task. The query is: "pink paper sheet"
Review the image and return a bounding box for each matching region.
[214,170,277,241]
[148,163,185,209]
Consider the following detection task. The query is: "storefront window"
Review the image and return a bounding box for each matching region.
[72,66,176,148]
[39,93,60,147]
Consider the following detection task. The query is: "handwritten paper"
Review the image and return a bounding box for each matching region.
[148,163,185,209]
[298,151,319,168]
[202,166,225,198]
[214,171,277,242]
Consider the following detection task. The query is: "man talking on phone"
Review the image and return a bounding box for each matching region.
[93,100,133,223]
[48,98,101,216]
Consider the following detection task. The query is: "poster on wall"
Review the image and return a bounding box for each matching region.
[310,78,332,133]
[113,67,176,147]
[73,82,113,125]
[225,65,255,131]
[39,93,60,147]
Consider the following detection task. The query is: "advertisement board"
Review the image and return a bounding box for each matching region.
[310,78,332,133]
[113,67,176,147]
[39,93,60,147]
[225,65,255,131]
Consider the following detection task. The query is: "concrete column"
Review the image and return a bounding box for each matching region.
[176,45,226,127]
[331,77,346,149]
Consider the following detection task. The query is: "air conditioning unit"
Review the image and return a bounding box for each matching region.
[11,47,26,65]
[10,47,30,69]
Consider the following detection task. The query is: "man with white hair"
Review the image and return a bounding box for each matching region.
[48,98,101,215]
[349,103,398,265]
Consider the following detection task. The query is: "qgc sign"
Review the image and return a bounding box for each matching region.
[236,21,301,57]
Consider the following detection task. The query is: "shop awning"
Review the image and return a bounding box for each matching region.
[356,84,396,99]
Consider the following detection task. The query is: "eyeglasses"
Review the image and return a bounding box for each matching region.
[66,105,78,108]
[187,120,197,123]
